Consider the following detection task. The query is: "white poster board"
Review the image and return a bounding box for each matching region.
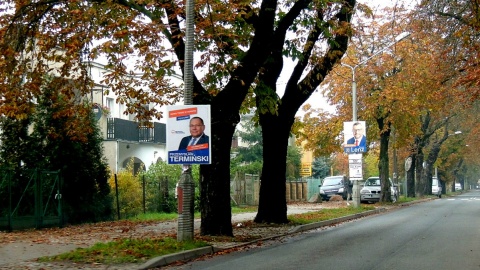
[348,154,363,180]
[166,105,211,165]
[343,121,367,154]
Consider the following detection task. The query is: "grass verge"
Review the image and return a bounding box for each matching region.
[288,205,375,224]
[38,238,209,264]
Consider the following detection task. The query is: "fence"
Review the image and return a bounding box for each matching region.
[305,177,322,200]
[231,173,260,206]
[230,173,321,206]
[0,169,63,231]
[285,180,308,202]
[111,174,177,220]
[110,173,321,217]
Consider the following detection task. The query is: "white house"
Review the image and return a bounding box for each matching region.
[86,61,181,175]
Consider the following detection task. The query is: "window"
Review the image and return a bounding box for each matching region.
[106,98,114,115]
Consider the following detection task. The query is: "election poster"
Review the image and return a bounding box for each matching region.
[343,121,367,154]
[166,105,211,165]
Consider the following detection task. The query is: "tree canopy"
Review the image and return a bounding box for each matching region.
[1,0,359,235]
[297,1,480,199]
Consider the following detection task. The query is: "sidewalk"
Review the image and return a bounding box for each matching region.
[0,202,349,270]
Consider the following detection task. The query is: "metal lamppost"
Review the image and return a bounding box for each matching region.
[177,0,195,242]
[342,33,411,207]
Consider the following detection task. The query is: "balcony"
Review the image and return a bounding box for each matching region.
[106,118,166,144]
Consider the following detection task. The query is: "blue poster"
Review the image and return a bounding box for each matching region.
[166,105,211,165]
[343,121,367,154]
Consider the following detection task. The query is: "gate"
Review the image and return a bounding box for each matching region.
[231,172,260,206]
[0,169,63,231]
[306,177,321,201]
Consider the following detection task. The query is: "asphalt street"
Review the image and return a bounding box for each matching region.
[169,190,480,270]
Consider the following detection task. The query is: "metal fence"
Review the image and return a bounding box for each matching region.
[106,118,166,143]
[111,174,177,220]
[0,169,63,231]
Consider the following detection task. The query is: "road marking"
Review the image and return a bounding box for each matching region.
[447,198,480,201]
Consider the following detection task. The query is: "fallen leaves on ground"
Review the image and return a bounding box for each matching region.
[0,202,353,251]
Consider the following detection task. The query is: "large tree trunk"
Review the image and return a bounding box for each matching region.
[254,114,292,223]
[253,0,355,224]
[199,108,238,236]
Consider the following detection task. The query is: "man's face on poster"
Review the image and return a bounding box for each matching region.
[353,124,363,140]
[189,118,205,138]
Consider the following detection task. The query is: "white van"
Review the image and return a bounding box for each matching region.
[432,177,442,198]
[455,182,462,191]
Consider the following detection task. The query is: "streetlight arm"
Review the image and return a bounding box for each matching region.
[341,32,411,122]
[357,33,411,67]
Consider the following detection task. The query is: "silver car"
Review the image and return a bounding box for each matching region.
[432,177,442,198]
[360,176,398,203]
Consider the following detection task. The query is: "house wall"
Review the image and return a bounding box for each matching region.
[86,61,170,174]
[103,140,166,174]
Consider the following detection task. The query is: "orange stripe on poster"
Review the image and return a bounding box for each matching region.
[187,143,209,151]
[169,108,198,118]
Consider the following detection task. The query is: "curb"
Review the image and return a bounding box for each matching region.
[287,208,386,234]
[138,246,216,270]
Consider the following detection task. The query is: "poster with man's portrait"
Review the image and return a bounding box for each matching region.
[343,121,367,154]
[166,105,211,165]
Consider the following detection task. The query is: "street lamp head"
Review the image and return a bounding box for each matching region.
[395,32,411,42]
[448,130,462,137]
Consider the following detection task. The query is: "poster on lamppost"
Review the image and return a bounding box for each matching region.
[166,105,211,165]
[343,121,367,154]
[349,154,363,180]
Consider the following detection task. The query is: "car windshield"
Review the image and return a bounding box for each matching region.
[365,178,380,186]
[432,178,439,186]
[322,177,342,186]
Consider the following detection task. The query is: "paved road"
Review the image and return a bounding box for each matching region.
[171,190,480,270]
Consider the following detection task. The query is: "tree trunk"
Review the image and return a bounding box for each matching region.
[422,129,448,196]
[254,114,291,223]
[406,154,416,197]
[199,106,239,236]
[377,120,392,202]
[253,0,354,223]
[422,149,436,196]
[415,147,425,197]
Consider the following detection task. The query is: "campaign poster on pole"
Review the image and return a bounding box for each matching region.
[343,121,367,154]
[166,105,211,165]
[348,154,363,180]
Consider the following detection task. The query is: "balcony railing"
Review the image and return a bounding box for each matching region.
[106,118,166,144]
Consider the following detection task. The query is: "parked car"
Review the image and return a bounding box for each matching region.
[432,177,442,198]
[319,175,349,201]
[455,182,462,191]
[360,176,398,203]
